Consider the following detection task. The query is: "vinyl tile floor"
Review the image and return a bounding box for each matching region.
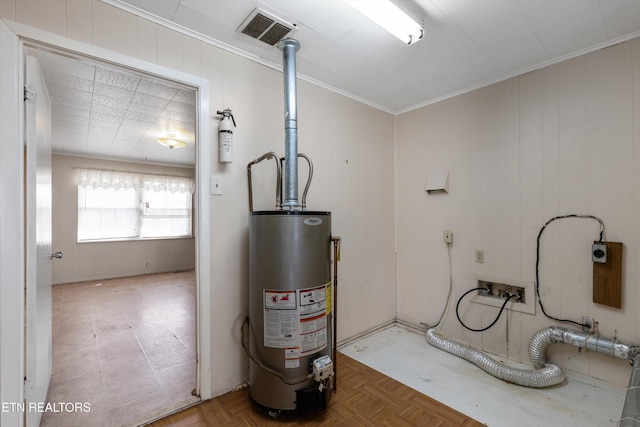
[340,324,628,427]
[42,271,198,427]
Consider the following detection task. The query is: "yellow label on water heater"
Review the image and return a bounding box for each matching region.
[326,281,332,314]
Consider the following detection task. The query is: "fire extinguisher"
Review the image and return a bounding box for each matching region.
[217,108,236,163]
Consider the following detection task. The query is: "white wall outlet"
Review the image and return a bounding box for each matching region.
[475,250,484,264]
[443,230,453,244]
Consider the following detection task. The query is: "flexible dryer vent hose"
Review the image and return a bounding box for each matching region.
[425,328,565,388]
[427,326,640,389]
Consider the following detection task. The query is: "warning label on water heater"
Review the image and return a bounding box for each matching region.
[299,285,328,356]
[263,283,330,362]
[264,290,298,348]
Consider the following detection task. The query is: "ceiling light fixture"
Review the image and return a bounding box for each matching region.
[157,134,186,149]
[346,0,424,45]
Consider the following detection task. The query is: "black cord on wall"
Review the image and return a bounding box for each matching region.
[535,214,605,328]
[421,243,453,329]
[456,287,519,332]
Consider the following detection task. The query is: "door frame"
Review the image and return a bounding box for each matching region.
[0,19,212,426]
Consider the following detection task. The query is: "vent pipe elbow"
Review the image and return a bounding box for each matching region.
[529,326,565,369]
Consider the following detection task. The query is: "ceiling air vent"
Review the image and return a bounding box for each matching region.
[236,8,297,46]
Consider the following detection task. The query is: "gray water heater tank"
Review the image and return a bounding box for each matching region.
[248,210,332,411]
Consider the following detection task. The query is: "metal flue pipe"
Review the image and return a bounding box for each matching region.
[277,38,301,209]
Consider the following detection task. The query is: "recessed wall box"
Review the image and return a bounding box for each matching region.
[425,170,449,194]
[471,273,535,315]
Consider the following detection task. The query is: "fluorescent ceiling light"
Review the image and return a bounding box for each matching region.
[347,0,424,45]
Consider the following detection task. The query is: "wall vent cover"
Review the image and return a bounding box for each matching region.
[236,8,297,46]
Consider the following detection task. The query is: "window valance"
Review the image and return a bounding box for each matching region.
[75,168,194,194]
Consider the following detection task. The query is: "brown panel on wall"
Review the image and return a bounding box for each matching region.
[593,241,623,308]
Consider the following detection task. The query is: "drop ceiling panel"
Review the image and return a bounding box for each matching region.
[35,48,197,167]
[95,68,141,91]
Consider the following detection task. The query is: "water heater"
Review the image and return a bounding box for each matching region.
[244,38,336,416]
[248,211,332,412]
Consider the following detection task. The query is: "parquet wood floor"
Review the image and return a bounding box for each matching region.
[150,352,484,426]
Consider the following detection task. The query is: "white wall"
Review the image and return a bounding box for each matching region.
[396,39,640,387]
[0,0,396,397]
[51,154,196,284]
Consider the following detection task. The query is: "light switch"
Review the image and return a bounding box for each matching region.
[211,176,223,195]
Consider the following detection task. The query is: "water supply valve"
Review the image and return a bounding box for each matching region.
[312,355,334,382]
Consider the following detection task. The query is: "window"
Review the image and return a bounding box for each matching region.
[77,168,193,242]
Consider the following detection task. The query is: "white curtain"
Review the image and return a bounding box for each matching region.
[76,168,194,241]
[75,168,194,194]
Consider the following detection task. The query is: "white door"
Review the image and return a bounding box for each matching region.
[0,18,26,427]
[24,50,54,427]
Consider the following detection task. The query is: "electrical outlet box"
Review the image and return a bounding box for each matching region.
[475,250,484,264]
[582,316,594,333]
[592,244,607,263]
[443,230,453,244]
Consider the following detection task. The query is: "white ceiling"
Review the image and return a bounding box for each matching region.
[38,0,640,167]
[35,49,197,166]
[107,0,640,113]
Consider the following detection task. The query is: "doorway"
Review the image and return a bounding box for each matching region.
[20,35,211,426]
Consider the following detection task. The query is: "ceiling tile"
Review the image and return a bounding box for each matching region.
[45,71,94,92]
[51,91,93,110]
[137,78,179,99]
[90,111,124,125]
[125,108,161,123]
[38,51,96,80]
[95,67,141,91]
[172,88,197,104]
[92,95,130,113]
[132,92,172,109]
[93,81,135,101]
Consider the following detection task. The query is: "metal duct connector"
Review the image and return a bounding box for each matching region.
[277,38,300,209]
[556,327,640,360]
[426,328,565,388]
[426,326,640,389]
[620,355,640,427]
